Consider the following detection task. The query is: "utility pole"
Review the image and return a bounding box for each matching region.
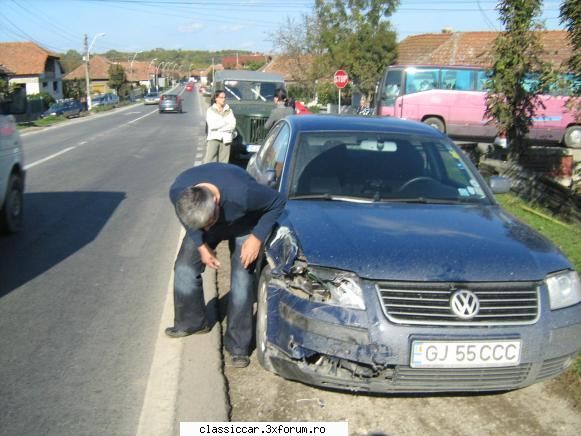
[84,34,91,110]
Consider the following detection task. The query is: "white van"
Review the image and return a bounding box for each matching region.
[0,114,25,233]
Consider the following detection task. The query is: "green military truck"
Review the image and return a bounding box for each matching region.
[212,70,286,162]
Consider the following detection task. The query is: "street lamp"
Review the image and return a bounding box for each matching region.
[84,32,106,110]
[129,50,141,74]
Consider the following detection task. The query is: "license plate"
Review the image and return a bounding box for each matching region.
[410,340,521,368]
[246,144,261,153]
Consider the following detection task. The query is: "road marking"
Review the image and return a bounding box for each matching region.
[24,146,76,170]
[136,230,184,436]
[78,141,88,146]
[128,109,158,124]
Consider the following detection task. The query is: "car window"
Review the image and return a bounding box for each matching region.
[260,123,290,185]
[289,132,489,203]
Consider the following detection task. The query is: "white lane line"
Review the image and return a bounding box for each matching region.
[24,146,76,170]
[128,109,158,124]
[136,230,184,436]
[78,141,88,146]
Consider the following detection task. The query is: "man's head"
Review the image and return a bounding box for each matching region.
[175,185,219,231]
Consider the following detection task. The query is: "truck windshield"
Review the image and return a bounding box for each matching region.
[223,80,284,101]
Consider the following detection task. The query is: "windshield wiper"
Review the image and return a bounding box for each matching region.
[377,197,484,204]
[291,194,373,203]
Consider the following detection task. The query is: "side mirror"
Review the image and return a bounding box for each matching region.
[265,169,277,188]
[489,176,511,194]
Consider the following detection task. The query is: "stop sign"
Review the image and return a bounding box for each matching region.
[334,70,349,89]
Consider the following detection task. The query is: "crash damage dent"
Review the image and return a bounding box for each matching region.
[262,226,393,389]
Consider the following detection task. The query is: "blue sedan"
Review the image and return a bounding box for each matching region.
[247,115,581,393]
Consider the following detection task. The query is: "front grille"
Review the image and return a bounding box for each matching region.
[377,281,540,325]
[249,118,267,143]
[394,364,532,391]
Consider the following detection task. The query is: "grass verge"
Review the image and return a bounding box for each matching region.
[496,193,581,398]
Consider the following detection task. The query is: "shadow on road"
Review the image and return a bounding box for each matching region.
[0,191,125,298]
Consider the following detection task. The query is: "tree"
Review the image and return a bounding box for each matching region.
[60,50,83,73]
[108,64,127,96]
[560,0,581,121]
[63,79,86,99]
[485,0,552,157]
[313,0,399,100]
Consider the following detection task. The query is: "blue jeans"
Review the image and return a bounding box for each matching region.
[173,233,255,356]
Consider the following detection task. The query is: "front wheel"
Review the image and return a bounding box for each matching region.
[256,266,275,372]
[564,125,581,149]
[0,173,24,234]
[423,117,445,133]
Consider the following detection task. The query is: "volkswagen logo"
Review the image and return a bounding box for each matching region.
[450,289,480,319]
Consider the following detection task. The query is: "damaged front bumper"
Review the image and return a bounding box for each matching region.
[261,277,581,394]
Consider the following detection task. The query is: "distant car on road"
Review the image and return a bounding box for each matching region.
[159,93,183,113]
[144,91,161,105]
[247,114,581,394]
[41,99,83,118]
[185,83,193,92]
[0,114,25,233]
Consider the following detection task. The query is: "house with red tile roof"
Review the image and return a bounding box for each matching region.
[0,42,65,100]
[65,56,161,94]
[396,30,572,70]
[261,54,314,85]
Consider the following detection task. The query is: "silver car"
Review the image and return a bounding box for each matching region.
[158,93,183,113]
[143,92,161,105]
[0,114,25,233]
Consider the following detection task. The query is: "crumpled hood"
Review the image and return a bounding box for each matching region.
[281,200,570,282]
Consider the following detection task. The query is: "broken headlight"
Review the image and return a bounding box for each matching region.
[305,267,366,310]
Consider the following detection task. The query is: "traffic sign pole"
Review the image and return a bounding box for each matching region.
[333,69,349,114]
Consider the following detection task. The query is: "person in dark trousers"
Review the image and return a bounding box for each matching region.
[264,88,295,131]
[166,163,286,368]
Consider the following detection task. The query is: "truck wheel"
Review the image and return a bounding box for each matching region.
[423,117,445,133]
[256,266,275,372]
[564,126,581,149]
[0,173,24,234]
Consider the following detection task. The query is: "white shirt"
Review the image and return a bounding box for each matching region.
[206,103,236,143]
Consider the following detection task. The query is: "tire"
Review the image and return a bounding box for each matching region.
[423,117,445,133]
[563,125,581,149]
[0,173,24,234]
[256,266,275,372]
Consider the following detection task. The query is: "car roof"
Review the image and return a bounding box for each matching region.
[214,69,284,82]
[284,114,445,137]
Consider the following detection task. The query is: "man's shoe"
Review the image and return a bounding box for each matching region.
[164,326,210,338]
[230,355,250,368]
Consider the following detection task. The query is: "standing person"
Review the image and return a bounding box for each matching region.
[205,90,236,163]
[264,88,294,131]
[166,162,286,368]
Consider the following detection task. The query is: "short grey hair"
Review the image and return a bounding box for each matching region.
[175,186,215,230]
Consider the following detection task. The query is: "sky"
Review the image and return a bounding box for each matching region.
[0,0,567,56]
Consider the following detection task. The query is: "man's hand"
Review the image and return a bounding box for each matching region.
[198,243,221,269]
[240,234,262,269]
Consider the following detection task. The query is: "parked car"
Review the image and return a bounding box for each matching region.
[91,93,119,108]
[41,99,83,118]
[143,91,161,105]
[0,114,25,233]
[159,93,183,113]
[247,115,581,393]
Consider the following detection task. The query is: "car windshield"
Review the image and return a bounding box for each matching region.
[223,80,283,101]
[288,132,491,204]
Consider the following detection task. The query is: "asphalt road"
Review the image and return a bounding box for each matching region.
[0,89,210,435]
